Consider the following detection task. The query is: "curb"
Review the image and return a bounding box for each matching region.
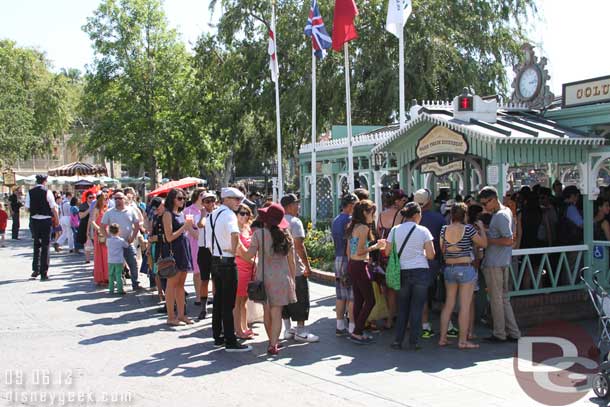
[310,268,335,286]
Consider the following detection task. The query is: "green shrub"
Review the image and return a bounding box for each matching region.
[304,225,335,273]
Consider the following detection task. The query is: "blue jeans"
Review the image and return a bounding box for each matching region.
[395,268,431,346]
[123,245,139,288]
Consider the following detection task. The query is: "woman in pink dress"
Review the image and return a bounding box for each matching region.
[183,189,205,303]
[91,193,109,285]
[235,204,254,339]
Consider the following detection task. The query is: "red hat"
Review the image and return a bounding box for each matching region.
[257,203,290,229]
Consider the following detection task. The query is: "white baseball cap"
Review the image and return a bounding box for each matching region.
[413,189,431,206]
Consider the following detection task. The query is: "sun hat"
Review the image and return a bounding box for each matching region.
[257,203,289,229]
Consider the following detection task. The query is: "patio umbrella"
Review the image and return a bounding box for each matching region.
[148,177,205,197]
[47,162,108,177]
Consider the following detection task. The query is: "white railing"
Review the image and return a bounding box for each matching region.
[299,129,397,154]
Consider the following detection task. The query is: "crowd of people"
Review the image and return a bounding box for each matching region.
[6,173,596,354]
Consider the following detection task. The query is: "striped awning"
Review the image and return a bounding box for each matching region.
[47,162,108,177]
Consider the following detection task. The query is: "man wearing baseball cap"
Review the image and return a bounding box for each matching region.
[413,188,450,339]
[280,194,319,343]
[204,187,251,352]
[25,174,59,281]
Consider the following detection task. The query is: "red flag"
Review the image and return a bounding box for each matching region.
[331,0,358,51]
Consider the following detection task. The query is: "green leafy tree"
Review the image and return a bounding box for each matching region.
[0,40,79,167]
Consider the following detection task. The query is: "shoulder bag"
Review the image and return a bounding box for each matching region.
[385,225,417,290]
[247,229,267,302]
[156,219,177,279]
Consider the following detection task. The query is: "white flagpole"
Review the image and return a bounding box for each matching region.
[399,23,406,129]
[344,43,355,192]
[311,49,317,227]
[272,3,284,199]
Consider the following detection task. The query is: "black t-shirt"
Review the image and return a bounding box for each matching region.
[8,193,22,212]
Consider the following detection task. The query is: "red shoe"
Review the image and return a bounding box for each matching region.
[267,344,279,355]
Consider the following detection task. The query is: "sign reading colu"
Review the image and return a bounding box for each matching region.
[563,75,610,108]
[416,126,468,159]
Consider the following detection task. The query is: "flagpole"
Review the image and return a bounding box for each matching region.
[399,24,406,129]
[311,49,317,227]
[344,43,355,192]
[272,3,284,199]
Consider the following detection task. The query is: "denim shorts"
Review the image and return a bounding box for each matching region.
[443,264,477,284]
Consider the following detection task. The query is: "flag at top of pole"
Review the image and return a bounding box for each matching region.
[386,0,412,38]
[331,0,358,51]
[268,21,279,82]
[305,0,332,59]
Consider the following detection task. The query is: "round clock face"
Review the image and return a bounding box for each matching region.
[518,66,541,100]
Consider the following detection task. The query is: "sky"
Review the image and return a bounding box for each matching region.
[0,0,608,95]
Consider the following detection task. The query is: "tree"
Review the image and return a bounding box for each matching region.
[81,0,197,185]
[0,40,79,167]
[206,0,537,187]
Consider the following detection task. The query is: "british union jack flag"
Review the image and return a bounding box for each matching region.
[304,0,332,59]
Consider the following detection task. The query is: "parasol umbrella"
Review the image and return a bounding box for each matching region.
[148,177,206,197]
[47,162,108,177]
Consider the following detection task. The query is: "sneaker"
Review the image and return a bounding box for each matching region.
[31,271,40,278]
[421,328,435,339]
[294,332,320,343]
[225,343,252,352]
[283,327,296,340]
[349,335,373,345]
[447,328,459,338]
[213,337,225,347]
[336,328,349,337]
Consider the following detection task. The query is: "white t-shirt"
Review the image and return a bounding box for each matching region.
[388,221,433,270]
[286,214,306,276]
[204,205,239,257]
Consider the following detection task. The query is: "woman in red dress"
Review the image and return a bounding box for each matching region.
[234,203,254,339]
[91,193,109,285]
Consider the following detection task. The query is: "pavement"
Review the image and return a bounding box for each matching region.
[0,226,606,407]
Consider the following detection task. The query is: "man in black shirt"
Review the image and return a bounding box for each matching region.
[25,175,59,281]
[8,187,22,240]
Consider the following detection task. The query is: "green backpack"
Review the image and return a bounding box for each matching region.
[385,225,417,290]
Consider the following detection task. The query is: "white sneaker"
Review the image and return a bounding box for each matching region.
[294,331,320,343]
[283,327,296,340]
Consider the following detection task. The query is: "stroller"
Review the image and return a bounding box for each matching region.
[583,267,610,398]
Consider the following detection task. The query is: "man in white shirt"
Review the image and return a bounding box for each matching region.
[204,187,251,352]
[55,191,75,251]
[25,175,59,281]
[281,194,319,343]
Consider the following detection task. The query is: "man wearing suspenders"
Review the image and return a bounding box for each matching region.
[205,187,252,352]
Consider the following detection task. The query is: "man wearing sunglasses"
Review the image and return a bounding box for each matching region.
[478,186,521,343]
[100,192,142,291]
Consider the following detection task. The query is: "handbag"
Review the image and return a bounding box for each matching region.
[247,229,267,302]
[156,227,177,278]
[385,225,416,290]
[97,232,107,244]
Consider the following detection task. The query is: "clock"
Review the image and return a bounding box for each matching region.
[518,66,541,100]
[510,43,554,109]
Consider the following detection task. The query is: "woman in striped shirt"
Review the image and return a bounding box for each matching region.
[438,202,487,349]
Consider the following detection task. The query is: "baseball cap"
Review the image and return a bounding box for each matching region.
[413,189,431,206]
[201,191,217,200]
[280,193,299,207]
[221,187,245,200]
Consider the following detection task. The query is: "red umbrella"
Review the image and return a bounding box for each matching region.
[148,177,205,197]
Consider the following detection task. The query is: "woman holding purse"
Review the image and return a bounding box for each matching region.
[91,192,109,285]
[243,203,296,355]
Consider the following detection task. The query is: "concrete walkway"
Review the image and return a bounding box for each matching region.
[0,228,602,407]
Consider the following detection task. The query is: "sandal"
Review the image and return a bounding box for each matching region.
[166,319,183,326]
[458,342,480,350]
[237,333,254,340]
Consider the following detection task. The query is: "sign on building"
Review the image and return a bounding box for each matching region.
[562,75,610,108]
[421,160,464,176]
[416,126,468,158]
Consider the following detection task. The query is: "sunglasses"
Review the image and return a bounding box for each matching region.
[176,197,185,201]
[203,199,216,204]
[237,212,250,217]
[114,197,124,200]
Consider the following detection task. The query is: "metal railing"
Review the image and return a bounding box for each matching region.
[508,245,589,296]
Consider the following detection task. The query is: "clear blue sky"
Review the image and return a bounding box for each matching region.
[1,0,608,95]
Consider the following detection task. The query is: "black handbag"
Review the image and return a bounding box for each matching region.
[247,229,267,302]
[157,226,177,279]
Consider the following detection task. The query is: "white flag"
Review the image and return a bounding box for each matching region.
[268,8,279,83]
[386,0,412,38]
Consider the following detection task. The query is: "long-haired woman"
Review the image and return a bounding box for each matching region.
[162,188,194,326]
[91,192,109,285]
[183,188,206,303]
[243,203,297,355]
[346,199,386,344]
[438,202,487,349]
[234,203,254,339]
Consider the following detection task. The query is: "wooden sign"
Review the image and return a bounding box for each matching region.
[562,75,610,108]
[416,126,468,159]
[2,170,15,186]
[421,160,464,176]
